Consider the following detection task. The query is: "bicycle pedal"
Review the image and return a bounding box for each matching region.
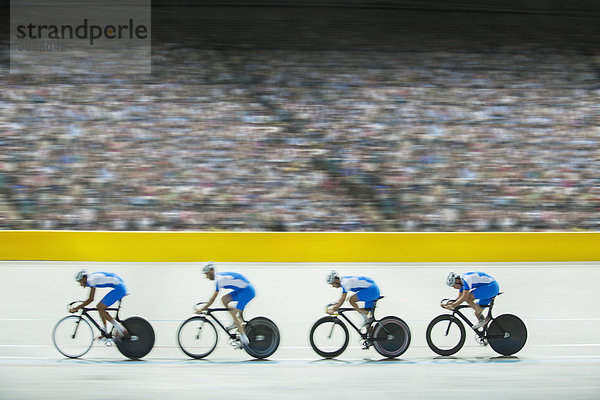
[475,335,488,346]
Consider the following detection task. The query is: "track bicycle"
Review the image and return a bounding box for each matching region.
[177,302,280,359]
[52,299,155,359]
[426,293,527,356]
[309,296,411,359]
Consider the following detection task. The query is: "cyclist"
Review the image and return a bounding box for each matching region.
[196,262,254,346]
[326,270,380,329]
[443,271,500,329]
[70,269,129,338]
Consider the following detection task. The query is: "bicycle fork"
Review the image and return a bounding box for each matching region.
[444,319,452,337]
[327,318,337,339]
[71,317,83,340]
[195,321,205,340]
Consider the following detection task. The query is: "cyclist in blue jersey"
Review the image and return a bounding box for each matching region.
[70,269,129,338]
[443,271,500,329]
[326,270,380,329]
[196,262,255,346]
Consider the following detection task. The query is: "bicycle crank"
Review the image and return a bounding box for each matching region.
[475,334,488,346]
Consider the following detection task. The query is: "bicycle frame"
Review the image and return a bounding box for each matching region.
[332,309,373,339]
[199,307,245,341]
[70,300,123,339]
[330,298,391,343]
[447,296,497,341]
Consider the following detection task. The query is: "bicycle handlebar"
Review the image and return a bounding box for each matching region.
[441,293,502,309]
[67,300,121,313]
[325,302,339,315]
[193,302,229,313]
[440,298,454,307]
[193,302,206,313]
[67,300,85,313]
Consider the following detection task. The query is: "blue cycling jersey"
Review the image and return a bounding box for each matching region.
[460,271,496,292]
[340,276,375,293]
[86,272,125,289]
[215,272,251,292]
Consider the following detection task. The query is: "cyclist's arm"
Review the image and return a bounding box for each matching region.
[197,291,218,313]
[448,291,469,308]
[329,292,347,313]
[70,287,96,312]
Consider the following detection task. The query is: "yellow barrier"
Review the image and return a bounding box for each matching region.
[0,231,598,262]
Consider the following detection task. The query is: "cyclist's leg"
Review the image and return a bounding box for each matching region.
[354,284,380,319]
[470,281,500,318]
[221,293,236,325]
[224,286,255,346]
[96,302,110,335]
[464,291,484,317]
[349,294,367,317]
[221,293,232,306]
[223,287,250,334]
[98,285,128,336]
[228,286,255,336]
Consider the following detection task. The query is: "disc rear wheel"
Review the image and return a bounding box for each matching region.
[372,316,411,358]
[116,317,155,359]
[244,317,280,359]
[487,314,527,356]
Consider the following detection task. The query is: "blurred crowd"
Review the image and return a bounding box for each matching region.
[1,37,599,231]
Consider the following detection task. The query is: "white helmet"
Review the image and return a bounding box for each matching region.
[326,270,339,285]
[446,272,460,287]
[75,269,87,282]
[202,262,215,274]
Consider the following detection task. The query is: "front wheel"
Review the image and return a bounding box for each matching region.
[116,317,155,360]
[177,316,218,359]
[372,316,411,358]
[309,316,349,359]
[244,317,280,359]
[426,314,466,356]
[487,314,527,356]
[52,315,94,358]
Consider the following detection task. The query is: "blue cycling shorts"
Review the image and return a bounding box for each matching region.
[99,284,127,307]
[471,281,500,306]
[230,285,256,311]
[356,284,381,309]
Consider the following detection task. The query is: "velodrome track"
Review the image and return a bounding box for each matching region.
[1,261,599,399]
